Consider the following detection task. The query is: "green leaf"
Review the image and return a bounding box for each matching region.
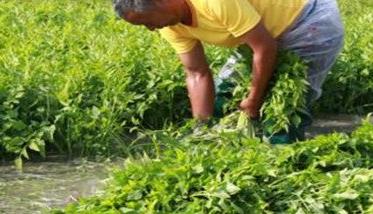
[46,125,56,141]
[29,141,40,152]
[11,121,27,131]
[213,190,230,199]
[126,190,143,201]
[192,164,204,174]
[91,106,100,119]
[119,207,136,214]
[21,148,29,159]
[334,189,359,200]
[15,157,23,170]
[38,140,46,158]
[226,182,241,195]
[237,112,248,129]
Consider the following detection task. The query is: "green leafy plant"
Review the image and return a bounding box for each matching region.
[0,0,191,165]
[54,116,373,213]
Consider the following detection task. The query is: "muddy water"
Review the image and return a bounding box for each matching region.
[0,115,367,214]
[306,114,363,137]
[0,159,121,213]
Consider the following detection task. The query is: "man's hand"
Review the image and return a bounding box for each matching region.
[239,21,278,119]
[239,97,261,119]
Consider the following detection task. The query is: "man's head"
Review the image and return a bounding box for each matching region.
[113,0,188,31]
[113,0,156,16]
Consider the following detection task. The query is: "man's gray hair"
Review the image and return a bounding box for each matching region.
[113,0,157,18]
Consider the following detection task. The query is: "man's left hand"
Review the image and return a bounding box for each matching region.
[239,97,261,119]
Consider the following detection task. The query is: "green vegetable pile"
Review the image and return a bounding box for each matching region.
[54,117,373,213]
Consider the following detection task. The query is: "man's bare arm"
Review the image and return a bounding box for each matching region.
[239,21,278,118]
[179,42,215,120]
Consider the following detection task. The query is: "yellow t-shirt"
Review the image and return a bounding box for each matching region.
[159,0,307,54]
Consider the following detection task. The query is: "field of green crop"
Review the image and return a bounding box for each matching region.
[0,0,372,212]
[0,0,190,165]
[56,117,373,213]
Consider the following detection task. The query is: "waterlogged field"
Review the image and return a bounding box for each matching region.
[0,0,372,213]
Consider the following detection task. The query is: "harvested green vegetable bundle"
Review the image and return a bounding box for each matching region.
[219,48,309,135]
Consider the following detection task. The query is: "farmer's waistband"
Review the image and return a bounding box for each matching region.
[280,0,317,36]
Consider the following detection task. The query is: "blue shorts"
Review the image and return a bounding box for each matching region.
[219,0,344,103]
[278,0,345,101]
